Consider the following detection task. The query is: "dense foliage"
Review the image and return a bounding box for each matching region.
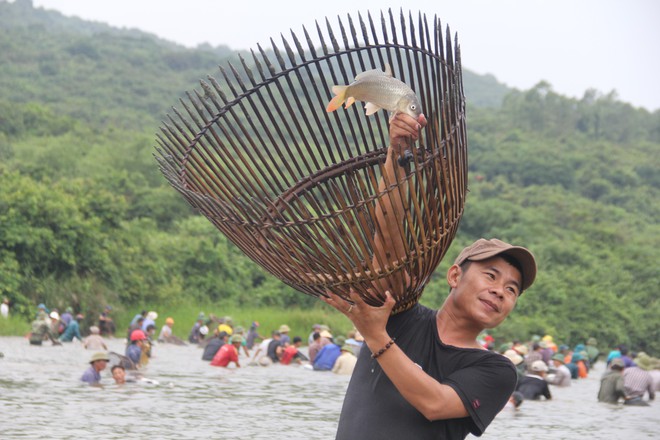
[1,1,658,353]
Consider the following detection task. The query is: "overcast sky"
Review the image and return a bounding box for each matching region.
[31,0,660,111]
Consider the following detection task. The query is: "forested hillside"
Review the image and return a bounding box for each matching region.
[1,1,658,353]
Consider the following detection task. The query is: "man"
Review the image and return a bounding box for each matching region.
[322,112,537,439]
[81,352,109,385]
[278,324,291,346]
[281,336,308,365]
[59,313,84,342]
[333,344,358,376]
[126,329,146,368]
[141,311,158,331]
[546,353,572,387]
[211,335,243,367]
[307,332,322,364]
[28,310,61,346]
[83,326,108,351]
[313,335,343,371]
[202,330,228,361]
[598,358,626,404]
[517,360,552,400]
[266,331,283,363]
[623,364,655,406]
[98,305,115,337]
[188,314,205,343]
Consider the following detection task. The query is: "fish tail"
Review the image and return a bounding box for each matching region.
[326,85,348,112]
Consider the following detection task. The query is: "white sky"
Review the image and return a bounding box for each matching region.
[31,0,660,111]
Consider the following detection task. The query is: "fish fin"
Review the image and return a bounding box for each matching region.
[355,68,387,81]
[384,63,393,77]
[364,102,381,116]
[345,97,356,109]
[326,85,348,112]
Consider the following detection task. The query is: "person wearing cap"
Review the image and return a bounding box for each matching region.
[503,349,525,382]
[333,343,358,375]
[211,334,243,367]
[217,317,234,336]
[126,329,146,368]
[49,310,62,336]
[585,337,600,365]
[81,352,110,385]
[83,326,108,351]
[278,324,291,346]
[598,358,626,403]
[546,353,572,387]
[623,362,655,406]
[517,360,552,400]
[313,335,342,371]
[29,310,62,346]
[157,317,186,345]
[59,313,84,342]
[142,311,158,331]
[324,237,537,439]
[524,342,543,372]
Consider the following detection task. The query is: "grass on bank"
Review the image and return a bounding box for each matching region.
[0,315,31,336]
[114,303,353,343]
[0,301,354,342]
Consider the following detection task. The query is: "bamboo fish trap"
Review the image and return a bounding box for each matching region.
[155,10,468,314]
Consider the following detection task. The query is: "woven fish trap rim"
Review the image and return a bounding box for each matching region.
[155,10,468,313]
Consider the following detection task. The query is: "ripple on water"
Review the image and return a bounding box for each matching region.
[1,337,658,439]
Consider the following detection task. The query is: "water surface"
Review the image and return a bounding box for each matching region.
[0,337,657,439]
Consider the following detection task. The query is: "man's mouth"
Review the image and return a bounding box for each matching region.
[480,299,500,313]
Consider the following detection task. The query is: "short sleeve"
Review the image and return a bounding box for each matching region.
[443,355,517,436]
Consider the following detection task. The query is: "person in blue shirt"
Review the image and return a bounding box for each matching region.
[59,314,84,342]
[81,352,109,385]
[126,329,146,368]
[313,336,344,371]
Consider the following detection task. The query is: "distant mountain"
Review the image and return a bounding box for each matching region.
[0,0,511,131]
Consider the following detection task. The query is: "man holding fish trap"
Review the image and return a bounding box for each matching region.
[324,67,537,440]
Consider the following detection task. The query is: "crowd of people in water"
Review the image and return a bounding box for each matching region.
[7,299,659,407]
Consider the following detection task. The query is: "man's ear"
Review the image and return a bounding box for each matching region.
[447,264,462,289]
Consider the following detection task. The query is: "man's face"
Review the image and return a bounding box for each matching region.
[94,360,108,372]
[112,367,126,384]
[448,256,522,329]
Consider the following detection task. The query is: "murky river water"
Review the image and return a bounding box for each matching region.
[0,336,657,439]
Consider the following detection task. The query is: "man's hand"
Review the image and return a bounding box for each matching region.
[389,113,427,157]
[322,289,395,344]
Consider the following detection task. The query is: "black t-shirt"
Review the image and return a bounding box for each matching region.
[336,304,517,440]
[202,337,225,361]
[267,339,282,362]
[516,375,551,400]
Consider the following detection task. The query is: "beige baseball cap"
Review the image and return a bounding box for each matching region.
[454,238,537,293]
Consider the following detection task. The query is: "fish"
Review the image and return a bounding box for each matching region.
[326,64,422,119]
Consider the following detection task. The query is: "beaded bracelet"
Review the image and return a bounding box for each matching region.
[371,338,396,359]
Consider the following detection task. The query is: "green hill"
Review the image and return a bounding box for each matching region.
[1,0,658,354]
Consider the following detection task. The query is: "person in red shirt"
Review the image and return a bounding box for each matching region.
[211,335,243,367]
[281,336,307,365]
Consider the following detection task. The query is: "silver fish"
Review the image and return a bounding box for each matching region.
[326,64,422,118]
